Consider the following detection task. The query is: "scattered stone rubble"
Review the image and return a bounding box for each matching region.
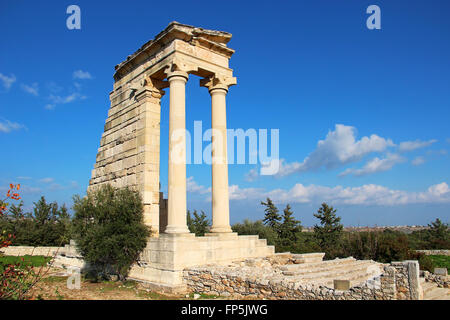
[422,271,450,288]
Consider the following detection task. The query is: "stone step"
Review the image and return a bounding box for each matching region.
[321,270,380,288]
[291,261,378,282]
[303,266,382,289]
[281,257,356,273]
[284,263,370,278]
[256,239,267,247]
[291,252,325,264]
[289,262,382,289]
[282,258,367,276]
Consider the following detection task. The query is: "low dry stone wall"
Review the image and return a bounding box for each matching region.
[184,268,395,300]
[0,246,63,257]
[390,261,421,300]
[183,258,421,300]
[416,250,450,256]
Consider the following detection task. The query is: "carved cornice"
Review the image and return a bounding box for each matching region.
[114,22,234,81]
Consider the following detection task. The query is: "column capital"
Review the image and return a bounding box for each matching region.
[200,75,237,93]
[132,75,167,102]
[164,57,197,81]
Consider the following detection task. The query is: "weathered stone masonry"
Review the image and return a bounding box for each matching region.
[183,255,422,300]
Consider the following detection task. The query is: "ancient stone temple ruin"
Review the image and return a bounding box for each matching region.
[83,21,274,290]
[88,21,239,235]
[52,22,428,299]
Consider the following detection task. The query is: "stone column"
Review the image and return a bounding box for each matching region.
[165,69,190,234]
[201,75,236,233]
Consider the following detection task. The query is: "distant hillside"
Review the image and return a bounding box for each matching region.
[302,225,429,234]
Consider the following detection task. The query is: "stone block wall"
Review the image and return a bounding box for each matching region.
[390,261,421,300]
[416,250,450,256]
[88,78,164,234]
[0,246,64,257]
[183,261,421,300]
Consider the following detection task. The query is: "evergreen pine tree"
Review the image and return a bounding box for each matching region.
[279,204,302,243]
[428,218,448,239]
[313,202,343,258]
[187,210,210,236]
[261,198,281,232]
[9,201,24,219]
[426,218,449,248]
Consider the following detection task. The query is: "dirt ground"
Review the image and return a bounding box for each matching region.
[27,267,206,300]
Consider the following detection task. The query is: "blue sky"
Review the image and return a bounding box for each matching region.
[1,0,449,227]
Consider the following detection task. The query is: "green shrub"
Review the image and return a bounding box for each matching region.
[428,255,450,271]
[232,219,278,246]
[72,185,150,281]
[0,198,71,247]
[418,254,435,272]
[187,210,210,236]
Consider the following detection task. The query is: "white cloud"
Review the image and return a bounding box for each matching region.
[49,183,64,191]
[247,125,440,179]
[73,70,92,80]
[36,179,79,191]
[187,176,210,194]
[46,81,63,93]
[49,92,84,104]
[0,73,16,89]
[16,176,32,180]
[184,175,450,206]
[412,156,425,166]
[46,92,86,110]
[226,182,450,206]
[0,185,41,195]
[229,185,265,200]
[398,139,437,152]
[265,124,395,177]
[339,153,406,177]
[21,83,39,96]
[0,119,25,133]
[426,149,447,156]
[21,186,42,194]
[245,168,259,182]
[39,177,54,183]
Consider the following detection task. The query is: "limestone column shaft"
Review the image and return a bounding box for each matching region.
[165,71,190,234]
[210,87,232,233]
